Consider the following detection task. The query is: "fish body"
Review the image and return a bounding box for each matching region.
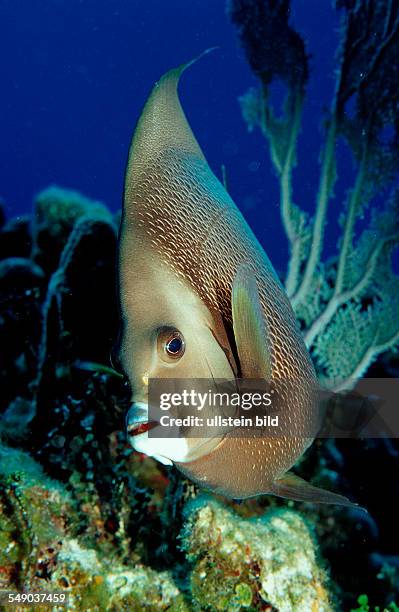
[118,53,357,507]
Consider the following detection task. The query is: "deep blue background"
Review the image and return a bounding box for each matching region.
[0,0,345,272]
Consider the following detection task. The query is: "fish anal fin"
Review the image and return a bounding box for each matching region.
[271,471,364,510]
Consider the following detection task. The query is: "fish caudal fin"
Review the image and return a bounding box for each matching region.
[231,263,272,380]
[270,471,365,510]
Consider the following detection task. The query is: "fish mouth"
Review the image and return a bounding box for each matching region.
[126,403,159,438]
[127,420,159,437]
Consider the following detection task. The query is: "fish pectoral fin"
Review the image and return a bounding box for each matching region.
[231,263,272,380]
[270,471,364,510]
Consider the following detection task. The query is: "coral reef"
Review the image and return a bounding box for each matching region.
[229,0,399,388]
[0,447,188,611]
[183,496,332,611]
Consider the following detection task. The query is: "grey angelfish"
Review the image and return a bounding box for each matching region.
[118,51,358,508]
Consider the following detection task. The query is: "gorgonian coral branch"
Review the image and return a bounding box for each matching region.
[228,0,310,297]
[229,0,399,386]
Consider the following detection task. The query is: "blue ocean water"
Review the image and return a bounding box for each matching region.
[0,0,348,273]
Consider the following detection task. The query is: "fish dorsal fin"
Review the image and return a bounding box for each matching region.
[231,263,272,380]
[124,49,215,201]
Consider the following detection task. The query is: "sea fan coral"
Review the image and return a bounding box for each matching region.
[228,0,399,388]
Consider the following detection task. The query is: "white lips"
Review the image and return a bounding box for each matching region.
[126,402,189,465]
[126,402,149,429]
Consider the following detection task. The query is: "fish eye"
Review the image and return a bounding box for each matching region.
[158,328,185,361]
